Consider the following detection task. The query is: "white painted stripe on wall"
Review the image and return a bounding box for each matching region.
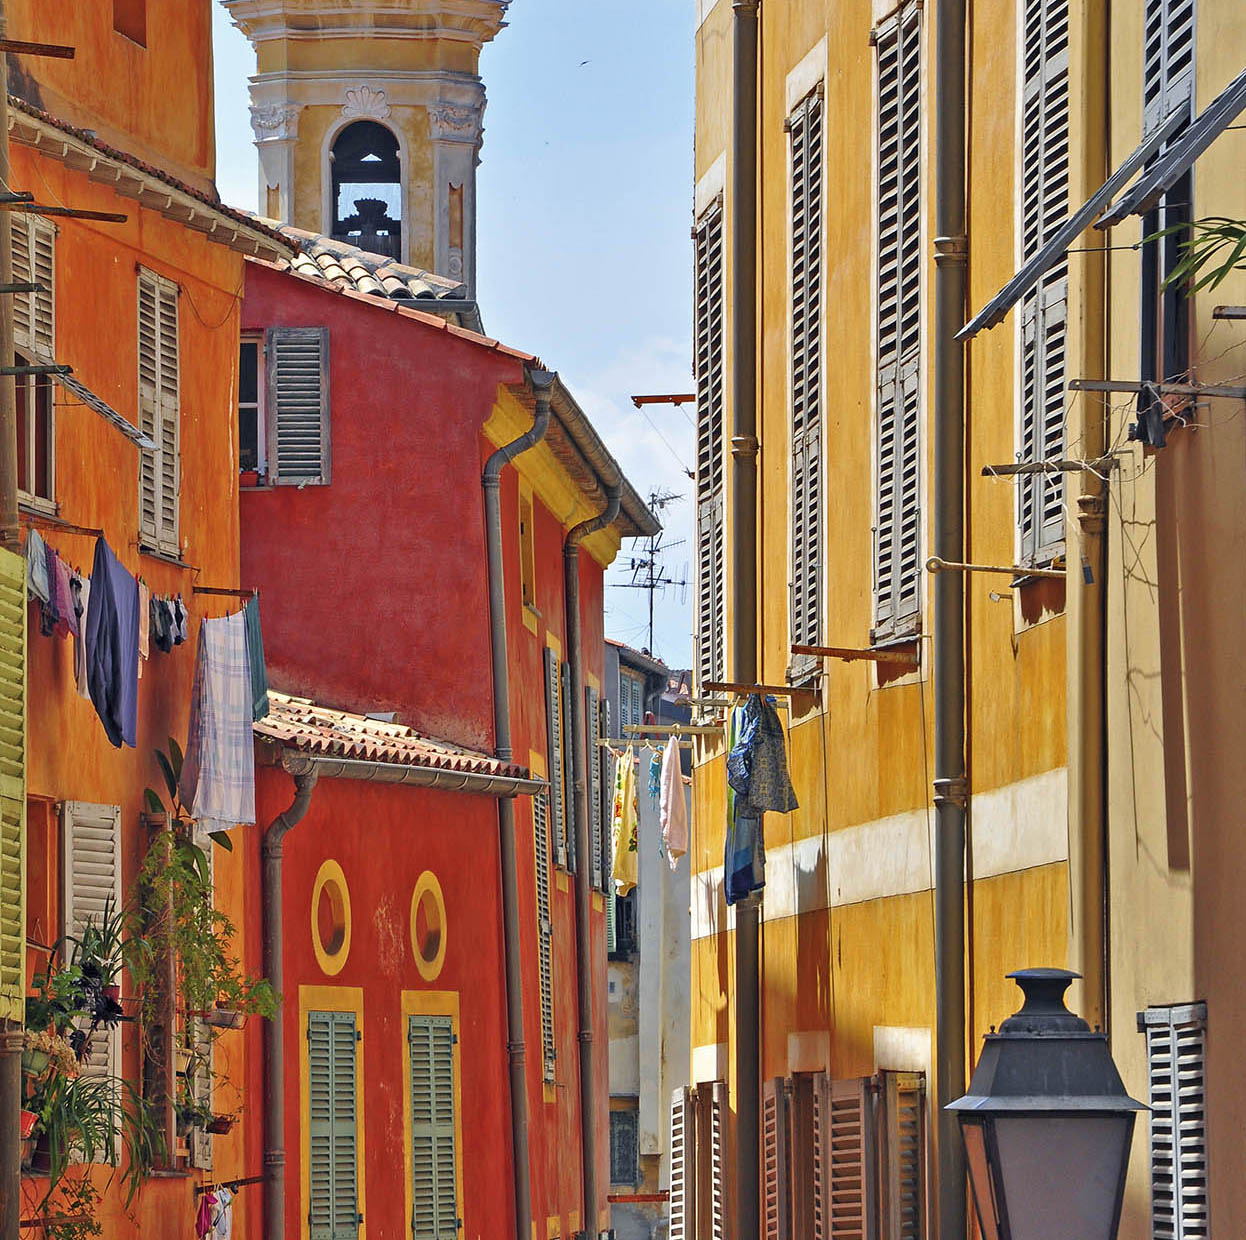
[691,768,1068,941]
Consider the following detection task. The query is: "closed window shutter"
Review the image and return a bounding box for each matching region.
[790,1074,820,1239]
[826,1077,877,1240]
[544,649,567,868]
[789,89,825,674]
[188,1016,214,1170]
[137,270,180,554]
[1018,0,1070,566]
[1139,1003,1208,1240]
[561,661,576,873]
[709,1081,727,1240]
[586,686,601,888]
[879,1071,926,1240]
[763,1078,791,1240]
[10,216,55,361]
[532,792,556,1082]
[1143,0,1196,135]
[308,1009,359,1240]
[874,7,922,641]
[669,1086,695,1240]
[60,801,122,1081]
[0,550,26,1024]
[267,327,331,485]
[598,698,613,892]
[410,1014,458,1239]
[694,200,726,695]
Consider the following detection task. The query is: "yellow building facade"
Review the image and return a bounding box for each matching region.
[688,0,1245,1236]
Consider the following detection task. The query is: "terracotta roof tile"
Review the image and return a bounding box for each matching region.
[256,690,529,781]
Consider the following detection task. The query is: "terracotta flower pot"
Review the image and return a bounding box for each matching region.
[19,1110,37,1140]
[102,984,121,1002]
[205,1115,234,1135]
[203,1007,246,1030]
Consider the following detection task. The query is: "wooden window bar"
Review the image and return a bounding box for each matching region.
[790,643,918,666]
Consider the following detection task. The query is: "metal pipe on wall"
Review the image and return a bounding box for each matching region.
[565,481,621,1238]
[261,761,320,1240]
[730,2,761,1238]
[483,368,554,1240]
[932,0,969,1235]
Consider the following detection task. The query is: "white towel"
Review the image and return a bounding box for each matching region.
[660,735,687,869]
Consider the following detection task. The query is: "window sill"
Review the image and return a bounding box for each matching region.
[139,544,186,568]
[18,495,59,519]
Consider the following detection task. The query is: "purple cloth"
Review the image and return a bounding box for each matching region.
[84,537,139,748]
[53,553,76,639]
[40,542,60,637]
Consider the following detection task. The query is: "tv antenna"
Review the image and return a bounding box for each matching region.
[609,488,688,654]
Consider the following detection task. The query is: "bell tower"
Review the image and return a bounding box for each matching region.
[222,0,510,295]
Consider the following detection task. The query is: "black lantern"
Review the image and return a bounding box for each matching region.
[947,968,1146,1240]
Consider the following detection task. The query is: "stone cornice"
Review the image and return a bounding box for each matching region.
[222,0,510,46]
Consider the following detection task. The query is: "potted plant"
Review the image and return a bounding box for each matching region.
[239,468,261,488]
[205,1113,236,1136]
[202,1005,247,1030]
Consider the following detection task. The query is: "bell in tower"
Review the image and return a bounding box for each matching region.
[222,0,510,295]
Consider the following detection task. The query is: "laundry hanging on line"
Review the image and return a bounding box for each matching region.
[660,735,688,870]
[611,743,639,896]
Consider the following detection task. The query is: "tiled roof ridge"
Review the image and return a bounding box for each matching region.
[7,94,292,254]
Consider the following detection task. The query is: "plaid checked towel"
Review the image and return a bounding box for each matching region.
[180,611,256,832]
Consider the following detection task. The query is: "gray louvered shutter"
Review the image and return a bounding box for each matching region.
[532,792,556,1082]
[1018,0,1070,566]
[694,200,726,695]
[879,1071,926,1240]
[0,550,26,1025]
[1143,0,1196,136]
[544,649,567,868]
[1139,1003,1208,1240]
[11,216,55,362]
[789,88,825,677]
[598,698,613,892]
[586,686,602,888]
[410,1014,458,1239]
[670,1086,695,1240]
[874,7,923,641]
[308,1009,359,1240]
[188,1017,214,1170]
[827,1077,878,1240]
[267,327,331,485]
[138,270,180,555]
[561,661,576,873]
[60,801,123,1081]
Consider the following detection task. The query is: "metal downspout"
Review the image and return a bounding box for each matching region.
[564,481,621,1237]
[484,368,554,1240]
[933,0,968,1235]
[731,3,761,1238]
[262,760,320,1240]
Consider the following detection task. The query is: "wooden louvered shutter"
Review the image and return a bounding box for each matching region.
[826,1077,877,1240]
[308,1009,359,1240]
[1143,0,1196,135]
[586,686,602,888]
[763,1078,791,1240]
[790,1074,820,1239]
[1139,1003,1208,1240]
[544,649,567,869]
[60,802,123,1081]
[410,1014,458,1240]
[670,1086,695,1240]
[138,270,180,554]
[532,792,556,1082]
[561,661,576,873]
[188,1017,214,1170]
[267,327,331,485]
[709,1081,727,1240]
[788,88,825,677]
[694,200,726,696]
[10,216,55,361]
[878,1071,926,1240]
[873,7,922,641]
[0,550,25,1024]
[598,697,613,892]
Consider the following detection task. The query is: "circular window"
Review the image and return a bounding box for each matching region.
[310,860,351,977]
[410,871,447,982]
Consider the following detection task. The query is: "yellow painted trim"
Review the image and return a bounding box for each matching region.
[546,1214,562,1240]
[591,891,603,912]
[528,750,547,780]
[310,859,351,977]
[543,1083,557,1105]
[585,670,600,692]
[556,872,569,893]
[546,633,562,660]
[522,605,540,636]
[400,990,464,1240]
[568,1211,580,1234]
[299,986,366,1240]
[410,870,448,982]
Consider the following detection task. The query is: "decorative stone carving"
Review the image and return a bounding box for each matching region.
[250,104,301,142]
[429,102,483,143]
[342,85,391,121]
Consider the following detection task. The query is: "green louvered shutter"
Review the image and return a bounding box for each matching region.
[308,1010,359,1240]
[409,1015,458,1238]
[0,548,26,1023]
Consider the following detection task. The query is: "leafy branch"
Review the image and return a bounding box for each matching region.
[1154,216,1246,293]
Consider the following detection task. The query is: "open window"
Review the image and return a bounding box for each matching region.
[330,122,402,261]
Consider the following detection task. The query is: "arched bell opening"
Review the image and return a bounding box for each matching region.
[329,120,402,260]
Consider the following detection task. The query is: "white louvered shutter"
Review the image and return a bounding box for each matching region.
[879,1071,926,1240]
[789,88,825,677]
[188,1017,214,1170]
[544,649,567,869]
[561,661,576,873]
[410,1014,458,1240]
[1140,1003,1208,1240]
[0,550,26,1025]
[1018,0,1070,566]
[60,802,122,1081]
[532,792,556,1082]
[670,1086,695,1240]
[586,686,602,888]
[137,270,180,554]
[709,1080,727,1240]
[827,1077,877,1240]
[873,7,923,640]
[267,327,331,485]
[1143,0,1196,135]
[694,200,726,695]
[307,1009,359,1240]
[11,216,55,362]
[763,1078,791,1240]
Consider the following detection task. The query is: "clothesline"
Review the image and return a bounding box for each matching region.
[194,1173,263,1198]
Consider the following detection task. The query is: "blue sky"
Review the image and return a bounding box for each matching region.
[211,0,697,670]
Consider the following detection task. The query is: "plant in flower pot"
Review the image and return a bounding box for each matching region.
[205,1113,236,1136]
[175,1078,213,1138]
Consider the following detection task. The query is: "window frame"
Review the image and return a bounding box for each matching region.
[238,333,266,479]
[609,1104,640,1188]
[14,357,55,510]
[11,214,56,509]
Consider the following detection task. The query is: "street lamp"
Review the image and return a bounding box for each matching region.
[947,968,1146,1240]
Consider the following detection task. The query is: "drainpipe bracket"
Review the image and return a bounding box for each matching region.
[732,0,759,10]
[1076,494,1106,534]
[263,1149,285,1169]
[933,234,969,267]
[933,776,969,809]
[730,434,759,459]
[279,752,317,779]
